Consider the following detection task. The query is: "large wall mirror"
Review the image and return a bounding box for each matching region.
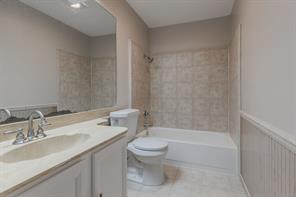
[0,0,117,124]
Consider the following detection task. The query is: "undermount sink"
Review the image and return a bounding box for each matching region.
[0,134,90,163]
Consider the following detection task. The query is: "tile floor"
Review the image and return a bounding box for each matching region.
[128,164,248,197]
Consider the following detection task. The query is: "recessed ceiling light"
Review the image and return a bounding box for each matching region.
[70,3,81,9]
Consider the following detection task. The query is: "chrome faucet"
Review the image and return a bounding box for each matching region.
[4,110,50,145]
[27,110,50,141]
[0,108,11,121]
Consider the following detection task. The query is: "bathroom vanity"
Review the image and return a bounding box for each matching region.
[0,120,127,197]
[0,1,124,196]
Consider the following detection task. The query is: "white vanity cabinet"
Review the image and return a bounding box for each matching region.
[17,157,92,197]
[13,137,126,197]
[92,138,127,197]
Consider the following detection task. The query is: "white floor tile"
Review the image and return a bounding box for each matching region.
[128,164,247,197]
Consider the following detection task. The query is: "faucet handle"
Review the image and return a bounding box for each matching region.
[4,128,26,145]
[35,119,50,139]
[35,125,47,139]
[40,118,51,127]
[4,128,23,135]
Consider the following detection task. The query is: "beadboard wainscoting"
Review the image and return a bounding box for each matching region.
[240,112,296,197]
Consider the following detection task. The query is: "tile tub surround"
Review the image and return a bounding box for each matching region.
[0,107,121,142]
[240,113,296,197]
[131,41,151,132]
[0,119,127,196]
[150,48,229,132]
[128,164,247,197]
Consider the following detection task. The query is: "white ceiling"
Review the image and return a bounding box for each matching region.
[20,0,116,37]
[127,0,235,28]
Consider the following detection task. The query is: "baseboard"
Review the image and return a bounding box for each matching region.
[240,174,251,197]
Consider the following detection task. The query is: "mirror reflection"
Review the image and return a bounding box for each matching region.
[0,0,117,124]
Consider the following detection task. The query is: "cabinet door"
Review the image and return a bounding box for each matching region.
[93,138,126,197]
[18,159,91,197]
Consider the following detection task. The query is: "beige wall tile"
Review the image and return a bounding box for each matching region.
[192,113,210,131]
[151,98,163,112]
[151,81,162,98]
[151,67,163,82]
[210,65,228,84]
[59,50,91,112]
[177,83,193,98]
[210,82,228,99]
[176,52,193,67]
[151,111,163,126]
[210,115,228,132]
[91,57,116,109]
[163,113,177,128]
[159,53,177,68]
[162,82,177,98]
[228,26,241,146]
[177,115,193,130]
[177,99,193,116]
[131,42,151,132]
[150,48,228,132]
[192,66,210,84]
[192,83,211,99]
[177,67,193,83]
[163,98,178,113]
[193,98,210,115]
[162,68,177,82]
[210,98,228,116]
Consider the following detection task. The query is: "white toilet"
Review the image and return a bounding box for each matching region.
[110,109,168,186]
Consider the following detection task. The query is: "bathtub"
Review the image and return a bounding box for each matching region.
[147,127,238,175]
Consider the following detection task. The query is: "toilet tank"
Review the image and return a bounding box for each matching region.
[110,109,140,141]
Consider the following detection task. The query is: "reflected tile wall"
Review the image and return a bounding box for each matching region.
[229,26,241,145]
[91,57,116,109]
[131,42,151,132]
[59,50,116,112]
[59,50,91,112]
[150,48,228,132]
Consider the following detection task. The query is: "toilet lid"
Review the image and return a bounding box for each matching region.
[132,137,168,151]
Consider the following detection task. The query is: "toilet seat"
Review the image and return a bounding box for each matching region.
[132,137,168,151]
[128,143,167,157]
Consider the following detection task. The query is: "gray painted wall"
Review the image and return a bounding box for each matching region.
[0,0,90,108]
[232,0,296,137]
[149,16,231,54]
[232,1,296,196]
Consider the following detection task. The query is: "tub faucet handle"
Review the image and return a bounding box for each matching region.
[143,110,150,117]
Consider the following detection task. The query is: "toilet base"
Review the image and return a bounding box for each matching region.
[142,163,165,186]
[127,166,143,183]
[127,156,166,186]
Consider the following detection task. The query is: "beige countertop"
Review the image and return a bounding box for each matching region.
[0,119,127,196]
